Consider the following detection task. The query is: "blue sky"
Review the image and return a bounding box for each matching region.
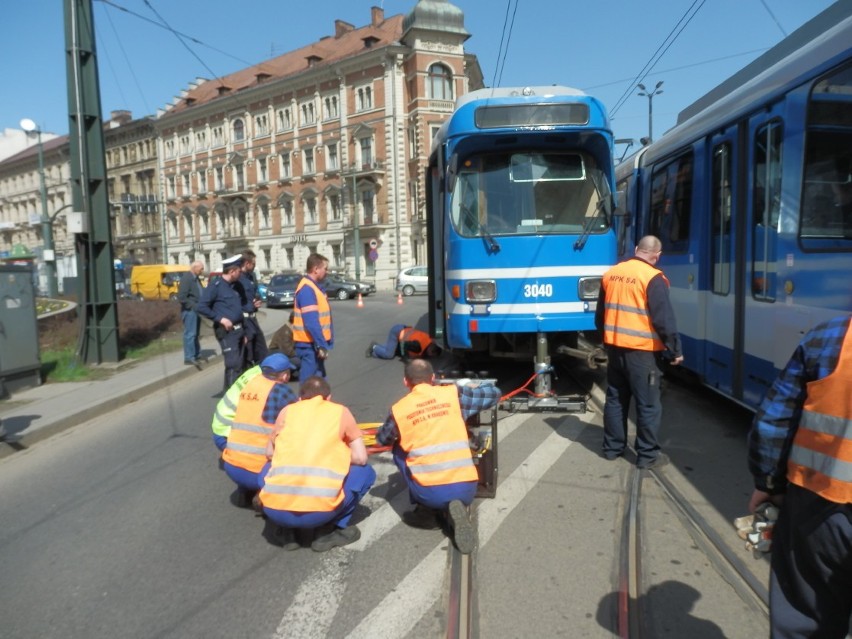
[2,0,836,150]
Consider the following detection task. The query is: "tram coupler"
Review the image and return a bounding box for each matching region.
[502,332,587,413]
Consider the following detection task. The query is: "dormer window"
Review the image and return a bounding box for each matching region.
[217,85,231,96]
[255,72,271,83]
[306,55,322,68]
[362,36,380,49]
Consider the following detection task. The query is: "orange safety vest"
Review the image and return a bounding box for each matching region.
[787,327,852,503]
[260,397,350,512]
[398,327,433,357]
[222,374,278,473]
[601,258,668,351]
[391,383,478,486]
[292,277,332,344]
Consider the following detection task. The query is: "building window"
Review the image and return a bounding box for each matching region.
[255,114,269,136]
[276,108,292,130]
[234,164,245,191]
[233,118,245,142]
[332,243,342,267]
[360,137,373,167]
[304,148,315,174]
[428,63,453,101]
[165,140,176,159]
[167,176,176,199]
[199,171,207,194]
[215,167,224,190]
[280,152,291,178]
[323,95,339,120]
[300,101,316,126]
[258,157,268,183]
[286,247,295,270]
[182,174,191,196]
[329,193,341,220]
[282,200,293,227]
[195,131,207,150]
[357,86,373,111]
[212,126,224,146]
[179,135,191,155]
[361,188,375,224]
[305,197,317,223]
[260,202,270,228]
[326,143,339,171]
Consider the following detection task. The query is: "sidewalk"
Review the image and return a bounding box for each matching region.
[0,311,282,459]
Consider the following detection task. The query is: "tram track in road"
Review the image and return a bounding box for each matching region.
[617,461,769,639]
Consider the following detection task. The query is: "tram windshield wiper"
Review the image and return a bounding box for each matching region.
[480,224,501,253]
[574,174,612,251]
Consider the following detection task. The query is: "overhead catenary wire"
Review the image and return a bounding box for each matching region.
[100,5,152,116]
[609,0,706,118]
[490,0,520,89]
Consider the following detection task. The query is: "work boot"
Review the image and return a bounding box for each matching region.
[448,500,475,554]
[278,527,300,551]
[365,342,377,358]
[401,504,441,530]
[311,525,361,552]
[233,489,256,508]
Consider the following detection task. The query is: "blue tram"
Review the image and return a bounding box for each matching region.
[426,87,620,406]
[616,4,852,409]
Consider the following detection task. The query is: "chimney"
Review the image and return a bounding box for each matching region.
[335,19,354,38]
[371,6,384,26]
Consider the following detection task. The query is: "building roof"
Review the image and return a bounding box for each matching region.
[403,0,469,38]
[0,134,69,169]
[161,12,405,118]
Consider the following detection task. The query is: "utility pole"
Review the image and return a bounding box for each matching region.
[637,81,664,143]
[65,0,120,364]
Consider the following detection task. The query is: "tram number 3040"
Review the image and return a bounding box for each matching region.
[523,283,553,298]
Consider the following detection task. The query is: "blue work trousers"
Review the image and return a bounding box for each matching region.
[262,464,376,529]
[393,445,478,510]
[602,346,663,466]
[295,343,327,384]
[769,483,852,638]
[181,309,201,361]
[373,324,406,359]
[223,461,264,493]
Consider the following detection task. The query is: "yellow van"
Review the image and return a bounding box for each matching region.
[129,264,189,301]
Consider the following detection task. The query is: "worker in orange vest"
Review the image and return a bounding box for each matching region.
[259,376,375,552]
[594,235,683,469]
[221,353,298,507]
[292,253,333,384]
[366,324,441,360]
[748,314,852,637]
[376,359,500,554]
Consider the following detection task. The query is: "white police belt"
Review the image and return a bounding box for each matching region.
[243,312,256,318]
[232,323,243,331]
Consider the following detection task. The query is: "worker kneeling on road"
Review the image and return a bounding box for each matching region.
[220,353,299,507]
[376,359,501,554]
[366,324,441,360]
[260,376,376,552]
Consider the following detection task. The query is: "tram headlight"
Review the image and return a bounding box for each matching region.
[465,280,496,303]
[578,276,601,300]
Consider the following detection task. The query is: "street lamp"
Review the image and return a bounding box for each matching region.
[637,81,664,143]
[19,117,58,298]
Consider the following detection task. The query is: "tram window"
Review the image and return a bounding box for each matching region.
[751,120,782,301]
[449,152,609,237]
[711,143,732,295]
[800,61,852,248]
[648,153,693,254]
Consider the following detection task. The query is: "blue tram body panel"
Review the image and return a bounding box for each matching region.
[616,5,852,409]
[427,87,618,357]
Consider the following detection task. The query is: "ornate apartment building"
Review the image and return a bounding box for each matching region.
[0,0,482,293]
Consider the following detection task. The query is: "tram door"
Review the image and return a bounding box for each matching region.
[703,132,739,396]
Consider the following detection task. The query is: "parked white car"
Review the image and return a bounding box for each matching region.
[395,265,428,296]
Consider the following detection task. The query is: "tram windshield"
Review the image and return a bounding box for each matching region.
[449,151,612,237]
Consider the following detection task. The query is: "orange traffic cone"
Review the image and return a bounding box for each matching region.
[397,292,404,305]
[356,293,364,308]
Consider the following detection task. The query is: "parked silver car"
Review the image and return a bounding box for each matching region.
[395,265,428,296]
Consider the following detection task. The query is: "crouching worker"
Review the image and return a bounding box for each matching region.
[366,324,440,360]
[211,362,262,452]
[260,376,376,552]
[221,353,298,507]
[376,359,501,554]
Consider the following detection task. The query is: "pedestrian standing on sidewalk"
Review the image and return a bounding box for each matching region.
[292,253,333,383]
[239,250,268,370]
[177,260,205,366]
[594,235,683,469]
[747,314,852,638]
[376,359,500,554]
[197,255,248,391]
[260,376,375,552]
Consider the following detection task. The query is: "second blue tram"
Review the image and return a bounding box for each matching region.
[427,87,620,403]
[617,4,852,409]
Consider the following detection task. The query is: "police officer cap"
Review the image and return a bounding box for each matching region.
[261,353,297,373]
[221,254,243,271]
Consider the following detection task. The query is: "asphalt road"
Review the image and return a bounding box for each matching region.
[0,293,774,638]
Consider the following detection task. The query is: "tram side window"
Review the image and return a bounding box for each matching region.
[752,121,782,301]
[711,143,732,295]
[649,153,693,253]
[800,61,852,246]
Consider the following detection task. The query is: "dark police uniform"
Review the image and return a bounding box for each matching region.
[197,271,247,389]
[239,270,268,369]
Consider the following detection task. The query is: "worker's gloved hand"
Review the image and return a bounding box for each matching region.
[317,347,329,360]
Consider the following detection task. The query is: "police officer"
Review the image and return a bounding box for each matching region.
[594,235,683,469]
[198,255,248,390]
[239,250,268,369]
